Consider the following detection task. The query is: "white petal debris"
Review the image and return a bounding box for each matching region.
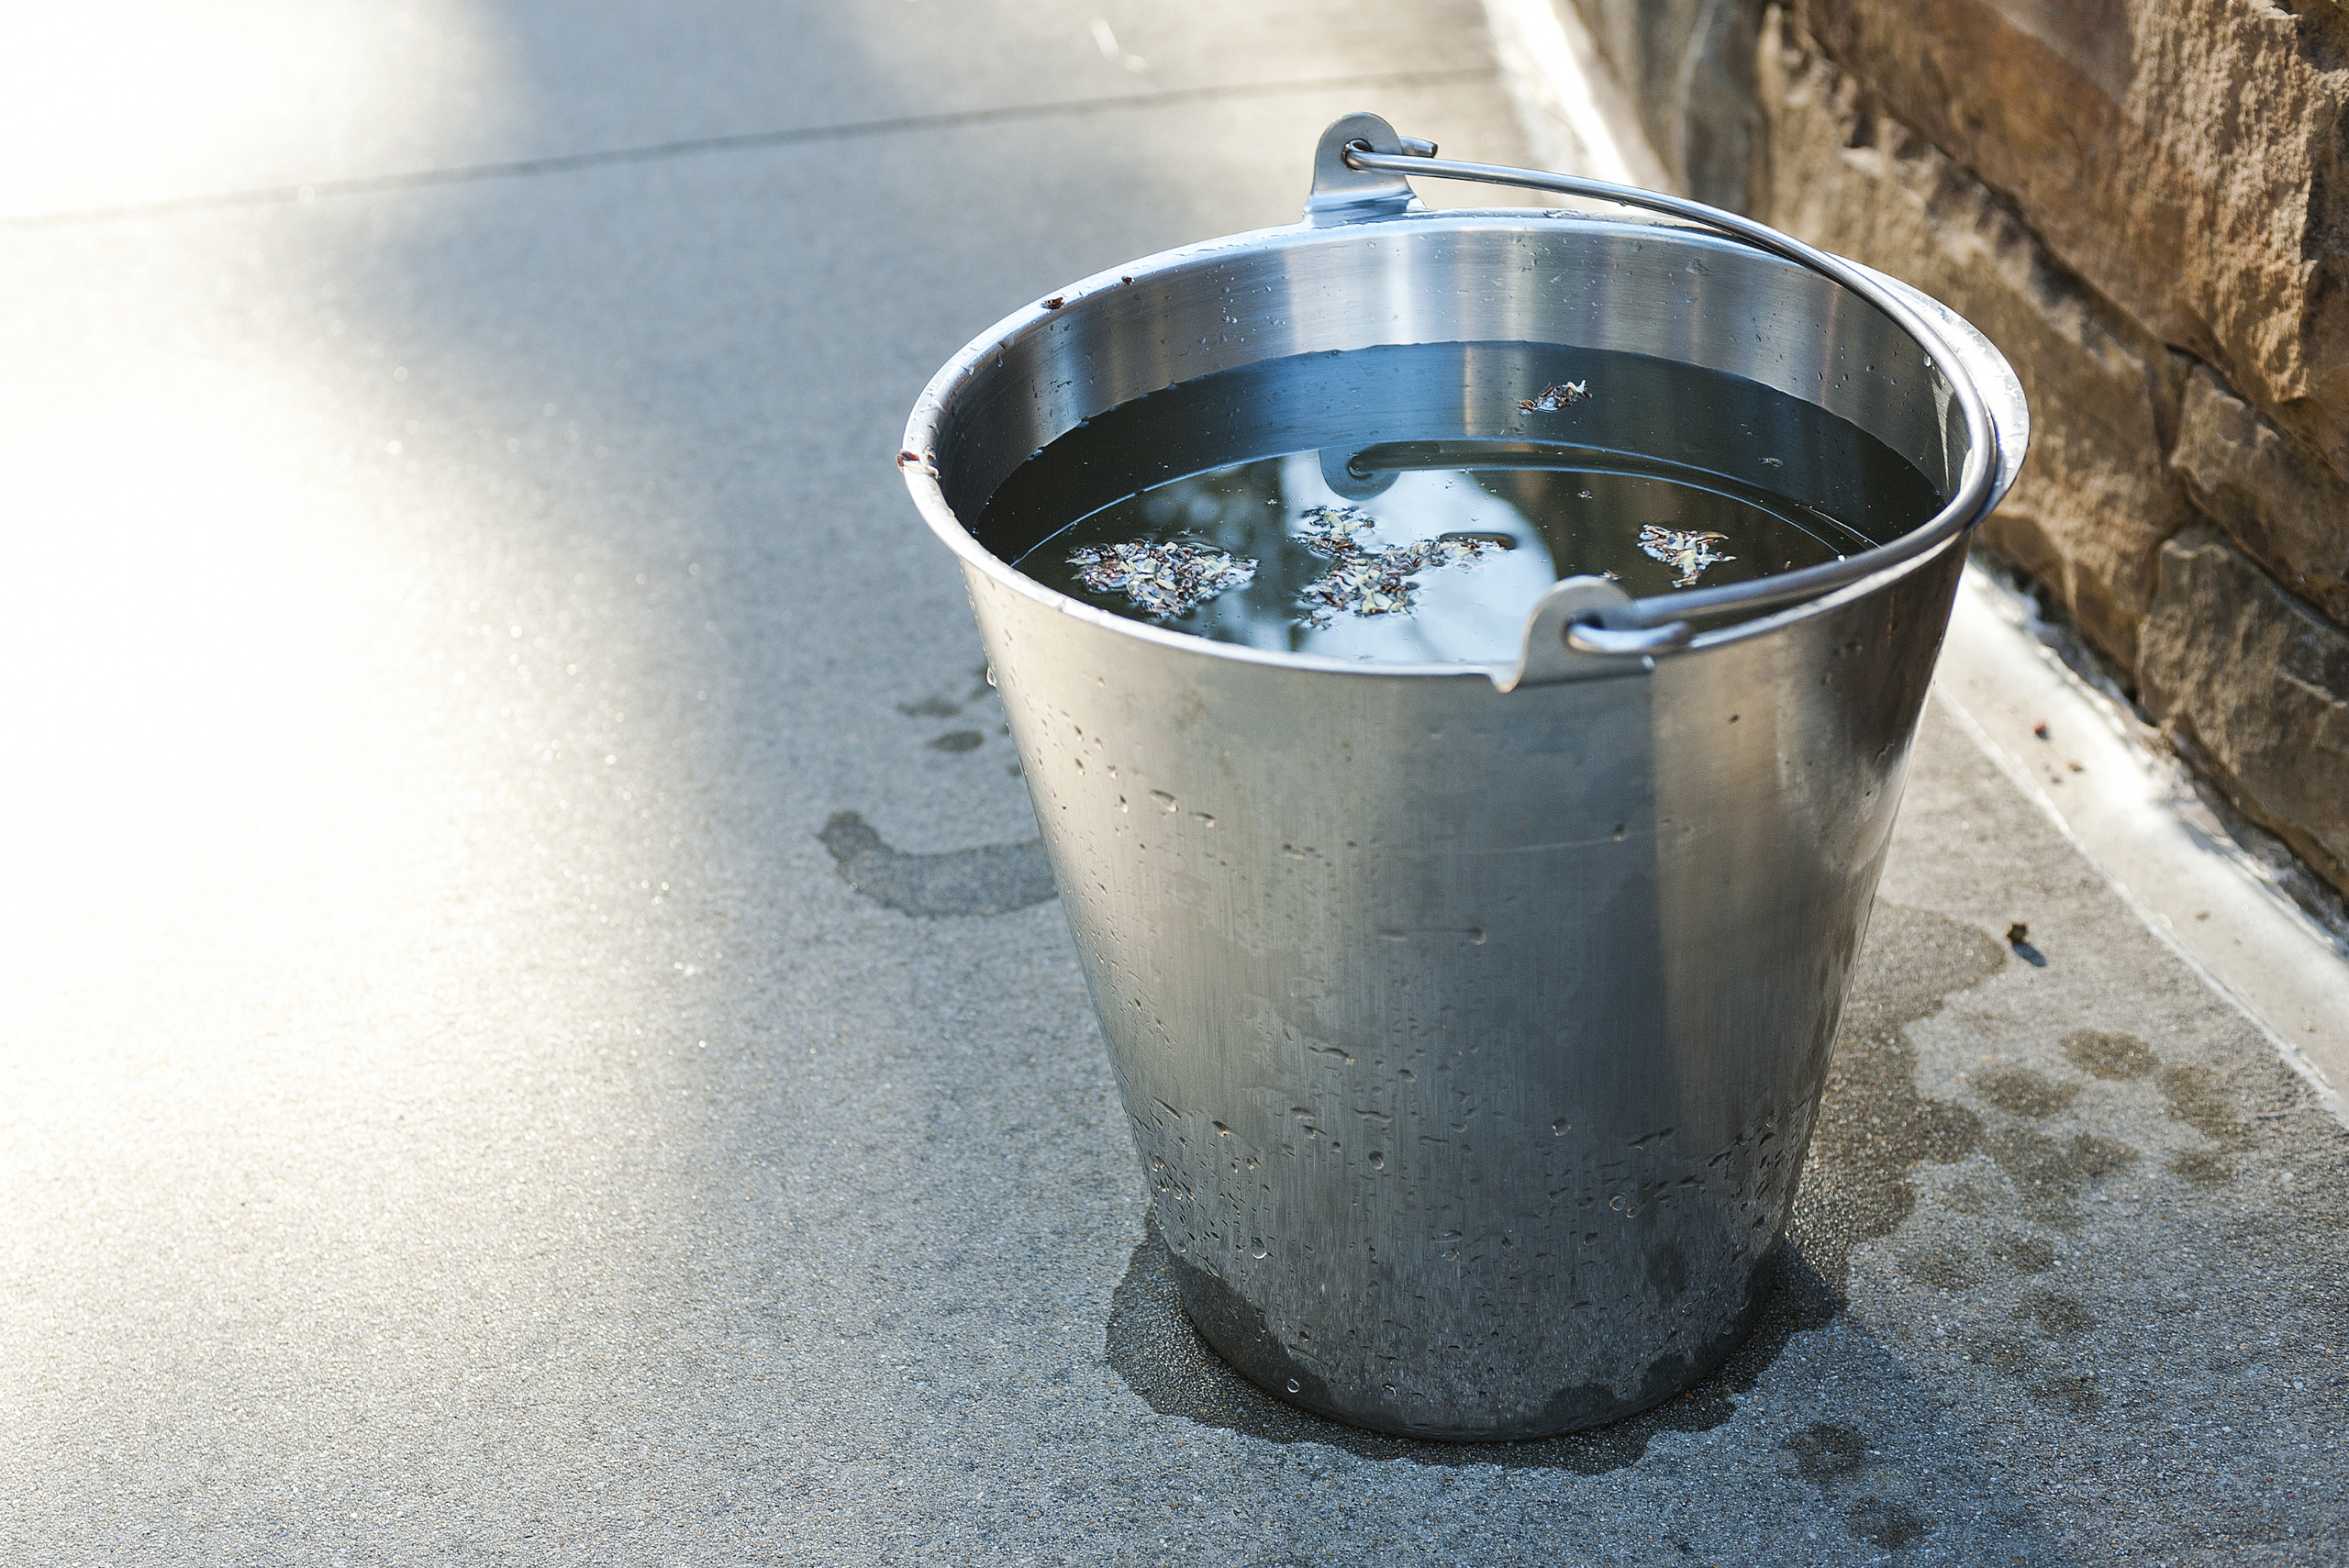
[1295,503,1497,626]
[1296,503,1378,555]
[1519,381,1590,413]
[1068,539,1257,618]
[1638,525,1735,588]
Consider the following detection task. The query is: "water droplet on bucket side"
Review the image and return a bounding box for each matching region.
[1251,1240,1270,1259]
[1286,1378,1302,1395]
[1367,1151,1386,1170]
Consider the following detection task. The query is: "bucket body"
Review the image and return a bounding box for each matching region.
[906,183,2025,1440]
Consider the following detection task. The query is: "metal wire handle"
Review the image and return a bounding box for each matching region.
[1340,139,2000,632]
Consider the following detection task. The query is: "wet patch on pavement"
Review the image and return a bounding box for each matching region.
[2159,1064,2256,1152]
[1900,1239,1985,1291]
[1783,1421,1929,1551]
[2014,1288,2097,1337]
[1782,904,2008,1281]
[1986,1230,2056,1273]
[2168,1147,2238,1184]
[1980,1125,2139,1229]
[2060,1029,2160,1080]
[1976,1066,2081,1118]
[817,810,1054,917]
[899,666,1017,769]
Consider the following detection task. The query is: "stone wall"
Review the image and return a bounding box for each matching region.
[1561,0,2349,898]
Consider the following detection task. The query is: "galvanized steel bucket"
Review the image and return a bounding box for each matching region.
[900,116,2028,1440]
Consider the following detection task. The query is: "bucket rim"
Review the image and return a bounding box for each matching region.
[898,205,2028,684]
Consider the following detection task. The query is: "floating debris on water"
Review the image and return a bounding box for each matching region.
[1068,539,1256,617]
[1297,503,1378,555]
[1296,503,1497,625]
[1300,558,1418,621]
[1638,525,1734,587]
[1519,382,1591,412]
[990,342,1937,662]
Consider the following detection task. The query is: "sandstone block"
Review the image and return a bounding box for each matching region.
[1755,16,2188,669]
[2170,365,2349,628]
[2139,529,2349,895]
[1789,0,2349,487]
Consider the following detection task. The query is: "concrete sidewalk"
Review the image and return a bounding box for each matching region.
[2,3,2342,1562]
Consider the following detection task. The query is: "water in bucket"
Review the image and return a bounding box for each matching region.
[978,340,1943,663]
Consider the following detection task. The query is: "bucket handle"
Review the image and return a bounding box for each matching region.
[1312,117,2002,669]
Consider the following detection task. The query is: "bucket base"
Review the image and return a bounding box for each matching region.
[1165,1248,1774,1442]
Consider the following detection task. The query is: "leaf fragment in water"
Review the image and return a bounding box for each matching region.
[1637,525,1735,587]
[1518,381,1591,413]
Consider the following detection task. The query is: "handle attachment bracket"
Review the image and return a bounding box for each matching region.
[1305,114,1437,226]
[1497,577,1690,690]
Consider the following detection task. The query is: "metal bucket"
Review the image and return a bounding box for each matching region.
[900,116,2028,1440]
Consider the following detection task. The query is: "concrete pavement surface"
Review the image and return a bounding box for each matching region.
[3,3,2343,1562]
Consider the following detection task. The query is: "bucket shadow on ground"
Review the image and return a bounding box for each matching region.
[1107,904,2016,1475]
[1106,1219,1840,1474]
